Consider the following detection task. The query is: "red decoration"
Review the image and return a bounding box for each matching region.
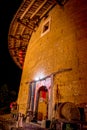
[20,60,23,64]
[42,91,46,99]
[19,50,23,57]
[19,50,24,65]
[19,50,23,54]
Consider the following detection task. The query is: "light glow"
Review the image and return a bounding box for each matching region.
[34,72,45,81]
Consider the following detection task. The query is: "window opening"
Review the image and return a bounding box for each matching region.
[41,17,51,37]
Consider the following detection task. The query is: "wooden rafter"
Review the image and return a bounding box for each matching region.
[20,0,36,20]
[8,0,57,69]
[9,35,29,41]
[30,0,48,19]
[40,2,56,19]
[17,18,35,31]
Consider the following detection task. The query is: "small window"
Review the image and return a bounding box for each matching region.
[41,17,51,37]
[43,21,49,33]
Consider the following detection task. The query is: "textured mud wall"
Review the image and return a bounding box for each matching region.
[18,0,87,114]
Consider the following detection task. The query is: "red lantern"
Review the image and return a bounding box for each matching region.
[19,57,23,64]
[20,61,23,64]
[19,50,23,57]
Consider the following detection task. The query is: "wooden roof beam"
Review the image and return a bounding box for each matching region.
[40,2,56,19]
[9,35,29,42]
[17,18,35,31]
[30,0,48,19]
[20,0,36,20]
[16,33,31,37]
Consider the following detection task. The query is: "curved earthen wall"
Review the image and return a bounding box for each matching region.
[18,0,87,114]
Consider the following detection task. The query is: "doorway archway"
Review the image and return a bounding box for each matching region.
[36,86,48,121]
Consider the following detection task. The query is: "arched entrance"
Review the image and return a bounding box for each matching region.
[29,77,52,120]
[37,86,48,121]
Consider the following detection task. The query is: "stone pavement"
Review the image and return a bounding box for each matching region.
[13,123,47,130]
[0,114,48,130]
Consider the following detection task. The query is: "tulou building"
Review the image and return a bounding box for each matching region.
[8,0,87,122]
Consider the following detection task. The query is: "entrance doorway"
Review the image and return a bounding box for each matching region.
[37,86,48,121]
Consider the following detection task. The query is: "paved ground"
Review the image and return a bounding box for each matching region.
[0,114,47,130]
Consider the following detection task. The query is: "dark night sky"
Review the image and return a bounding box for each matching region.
[0,0,23,93]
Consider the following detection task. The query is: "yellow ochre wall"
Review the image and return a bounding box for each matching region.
[17,0,87,114]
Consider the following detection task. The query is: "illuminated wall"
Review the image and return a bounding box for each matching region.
[17,0,87,116]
